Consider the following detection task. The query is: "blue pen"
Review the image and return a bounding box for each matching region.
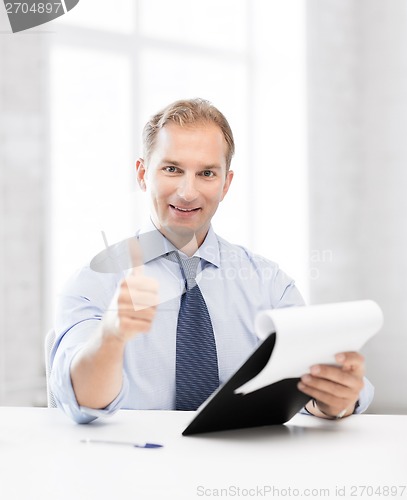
[81,438,163,449]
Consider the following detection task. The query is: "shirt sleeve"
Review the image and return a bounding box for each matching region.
[269,265,306,309]
[50,265,128,424]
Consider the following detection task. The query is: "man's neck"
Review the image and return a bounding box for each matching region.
[149,219,207,257]
[176,236,201,257]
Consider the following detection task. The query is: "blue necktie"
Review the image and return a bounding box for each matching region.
[166,252,219,410]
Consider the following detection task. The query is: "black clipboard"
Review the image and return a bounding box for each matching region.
[182,332,311,435]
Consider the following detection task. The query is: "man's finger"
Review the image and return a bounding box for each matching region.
[128,237,144,277]
[335,351,365,374]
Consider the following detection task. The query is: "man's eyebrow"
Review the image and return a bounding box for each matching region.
[160,159,181,166]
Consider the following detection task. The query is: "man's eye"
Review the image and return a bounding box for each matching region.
[164,166,177,173]
[202,170,214,177]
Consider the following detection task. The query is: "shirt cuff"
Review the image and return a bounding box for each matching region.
[353,376,374,414]
[50,343,129,424]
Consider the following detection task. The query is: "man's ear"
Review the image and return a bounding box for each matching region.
[220,169,234,201]
[136,158,147,192]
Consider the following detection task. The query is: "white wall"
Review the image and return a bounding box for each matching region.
[0,7,47,405]
[307,0,407,413]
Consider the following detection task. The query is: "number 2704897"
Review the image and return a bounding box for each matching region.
[5,3,62,15]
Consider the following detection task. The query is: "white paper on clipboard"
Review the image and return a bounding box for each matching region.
[235,300,383,396]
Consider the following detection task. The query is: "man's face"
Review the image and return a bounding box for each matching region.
[136,122,233,249]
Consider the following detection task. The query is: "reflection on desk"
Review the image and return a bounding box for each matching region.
[0,408,406,500]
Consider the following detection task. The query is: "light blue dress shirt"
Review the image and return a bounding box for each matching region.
[50,220,374,423]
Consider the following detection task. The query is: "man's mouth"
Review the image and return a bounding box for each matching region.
[170,205,200,213]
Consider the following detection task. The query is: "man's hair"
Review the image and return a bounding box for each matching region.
[142,98,235,169]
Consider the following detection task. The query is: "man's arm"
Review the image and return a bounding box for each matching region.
[298,351,365,418]
[70,240,159,410]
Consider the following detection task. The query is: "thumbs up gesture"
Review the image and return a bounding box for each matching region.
[104,238,159,343]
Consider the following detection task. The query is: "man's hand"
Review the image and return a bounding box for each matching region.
[104,238,159,343]
[298,352,365,419]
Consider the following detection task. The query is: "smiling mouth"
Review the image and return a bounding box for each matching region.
[170,205,200,213]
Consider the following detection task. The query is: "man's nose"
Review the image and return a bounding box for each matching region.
[177,174,198,202]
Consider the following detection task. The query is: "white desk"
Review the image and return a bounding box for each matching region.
[0,408,406,500]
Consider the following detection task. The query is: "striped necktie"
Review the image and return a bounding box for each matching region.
[166,252,219,410]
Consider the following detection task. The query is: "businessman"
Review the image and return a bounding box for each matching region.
[50,98,373,423]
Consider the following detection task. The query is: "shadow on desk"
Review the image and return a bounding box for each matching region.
[184,417,344,444]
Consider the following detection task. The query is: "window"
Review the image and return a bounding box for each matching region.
[49,0,308,316]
